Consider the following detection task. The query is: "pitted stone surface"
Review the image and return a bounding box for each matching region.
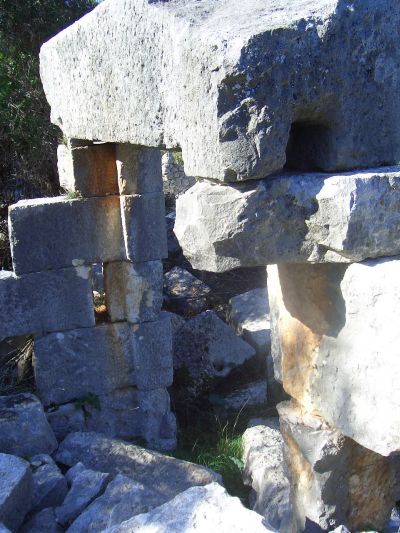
[0,393,57,457]
[40,0,400,181]
[0,453,32,531]
[116,144,162,195]
[9,196,125,274]
[34,318,173,406]
[0,268,95,340]
[268,258,400,456]
[175,167,400,271]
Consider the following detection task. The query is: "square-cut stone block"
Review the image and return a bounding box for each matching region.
[104,260,163,323]
[0,267,95,340]
[116,144,162,194]
[58,143,118,197]
[9,196,125,274]
[120,193,167,262]
[34,317,173,406]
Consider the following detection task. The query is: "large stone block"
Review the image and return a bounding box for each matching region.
[40,0,400,181]
[116,144,162,194]
[120,193,167,262]
[0,454,32,531]
[175,167,400,271]
[278,401,400,532]
[103,260,163,323]
[0,268,95,340]
[268,257,400,456]
[58,142,118,197]
[0,393,57,457]
[9,196,125,274]
[34,318,173,406]
[30,454,68,512]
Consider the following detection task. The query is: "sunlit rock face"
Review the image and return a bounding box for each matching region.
[40,0,400,181]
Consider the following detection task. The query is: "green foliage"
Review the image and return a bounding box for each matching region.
[74,392,101,420]
[0,0,97,269]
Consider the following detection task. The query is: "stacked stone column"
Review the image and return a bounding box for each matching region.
[1,141,176,451]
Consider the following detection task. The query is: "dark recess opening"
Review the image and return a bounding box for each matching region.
[284,121,331,172]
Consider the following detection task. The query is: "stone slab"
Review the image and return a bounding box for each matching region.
[58,142,118,197]
[9,196,125,274]
[30,454,68,512]
[34,318,173,406]
[175,167,400,271]
[20,508,63,533]
[0,453,32,531]
[104,260,163,323]
[120,193,167,262]
[0,267,94,340]
[163,266,211,316]
[40,0,400,181]
[116,144,162,194]
[0,393,57,457]
[268,258,400,456]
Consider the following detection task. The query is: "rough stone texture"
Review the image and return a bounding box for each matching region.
[20,508,63,533]
[55,432,221,501]
[162,152,196,198]
[40,0,400,182]
[103,260,163,323]
[9,196,124,274]
[164,267,211,316]
[0,393,57,457]
[120,193,167,262]
[67,474,167,533]
[267,257,400,456]
[116,144,162,194]
[46,403,85,442]
[0,268,95,340]
[0,453,32,531]
[278,401,400,532]
[174,310,256,397]
[211,381,267,418]
[30,454,68,512]
[58,142,118,197]
[55,467,111,525]
[175,167,400,271]
[34,318,173,406]
[242,418,291,532]
[104,482,274,533]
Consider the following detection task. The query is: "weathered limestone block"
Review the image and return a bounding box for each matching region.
[20,508,63,533]
[104,482,274,533]
[40,0,400,181]
[58,142,118,197]
[278,401,400,532]
[0,268,94,340]
[0,393,57,457]
[211,381,267,419]
[175,167,400,271]
[120,193,167,262]
[104,260,163,323]
[9,196,124,274]
[0,454,32,531]
[30,454,68,512]
[34,318,173,406]
[163,266,211,316]
[267,257,400,456]
[116,144,162,194]
[55,432,221,501]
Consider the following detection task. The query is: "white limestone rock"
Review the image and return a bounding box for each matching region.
[104,482,275,533]
[40,0,400,181]
[175,167,400,271]
[0,454,32,531]
[163,267,211,316]
[30,454,68,512]
[20,507,63,533]
[267,257,400,456]
[116,144,163,195]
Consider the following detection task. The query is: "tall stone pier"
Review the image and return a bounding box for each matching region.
[0,0,397,530]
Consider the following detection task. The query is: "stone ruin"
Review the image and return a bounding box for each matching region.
[1,0,400,531]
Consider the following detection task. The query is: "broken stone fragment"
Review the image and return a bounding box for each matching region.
[175,167,400,271]
[103,482,275,533]
[278,400,400,532]
[210,381,267,419]
[58,142,118,197]
[267,257,400,456]
[40,0,400,181]
[30,454,68,512]
[116,144,163,195]
[104,260,163,323]
[19,507,63,533]
[0,453,32,531]
[163,266,211,316]
[120,193,167,262]
[0,267,95,341]
[34,318,173,406]
[0,393,57,457]
[9,195,125,275]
